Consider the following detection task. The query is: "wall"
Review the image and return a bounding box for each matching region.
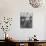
[0,0,46,40]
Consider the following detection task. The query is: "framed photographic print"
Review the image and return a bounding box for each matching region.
[20,12,33,28]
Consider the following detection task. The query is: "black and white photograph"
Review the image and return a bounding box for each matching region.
[20,12,32,28]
